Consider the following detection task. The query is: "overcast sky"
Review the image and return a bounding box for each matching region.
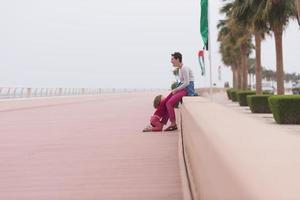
[0,0,299,89]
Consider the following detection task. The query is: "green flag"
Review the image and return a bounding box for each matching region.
[200,0,208,50]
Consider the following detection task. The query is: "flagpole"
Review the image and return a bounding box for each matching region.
[208,0,213,101]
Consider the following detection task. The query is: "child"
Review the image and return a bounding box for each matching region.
[142,93,173,132]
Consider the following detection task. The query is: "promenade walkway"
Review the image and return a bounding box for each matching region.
[3,91,298,200]
[0,93,183,200]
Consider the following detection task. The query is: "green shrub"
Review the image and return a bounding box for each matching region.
[263,90,274,95]
[269,95,300,124]
[229,90,238,102]
[226,88,233,100]
[247,95,272,113]
[171,81,179,90]
[237,90,256,106]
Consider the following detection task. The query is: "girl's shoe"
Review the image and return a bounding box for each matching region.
[142,125,153,132]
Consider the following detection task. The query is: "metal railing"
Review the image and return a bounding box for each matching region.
[0,87,167,99]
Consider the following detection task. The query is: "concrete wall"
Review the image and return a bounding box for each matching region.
[179,97,300,200]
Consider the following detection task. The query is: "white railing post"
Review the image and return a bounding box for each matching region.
[13,88,17,97]
[21,88,25,97]
[34,88,38,97]
[27,88,32,98]
[7,88,11,97]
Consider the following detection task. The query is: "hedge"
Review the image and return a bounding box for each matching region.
[268,95,300,124]
[226,88,233,100]
[229,90,238,102]
[237,90,256,106]
[262,90,274,95]
[247,95,272,113]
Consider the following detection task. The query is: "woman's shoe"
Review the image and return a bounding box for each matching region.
[164,125,178,131]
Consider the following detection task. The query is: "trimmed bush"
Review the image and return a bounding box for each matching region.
[226,88,233,100]
[269,95,300,124]
[247,95,272,113]
[229,90,238,102]
[262,90,274,95]
[237,90,256,106]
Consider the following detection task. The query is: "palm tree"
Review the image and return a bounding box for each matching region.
[222,0,297,94]
[262,69,273,82]
[219,39,242,89]
[232,0,270,95]
[261,0,297,94]
[218,5,241,89]
[217,18,243,89]
[219,2,253,90]
[240,38,253,89]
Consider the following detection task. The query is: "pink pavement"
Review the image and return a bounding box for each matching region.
[0,93,183,200]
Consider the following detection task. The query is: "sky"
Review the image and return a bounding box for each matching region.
[0,0,299,89]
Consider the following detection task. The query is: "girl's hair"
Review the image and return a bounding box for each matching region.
[153,95,162,108]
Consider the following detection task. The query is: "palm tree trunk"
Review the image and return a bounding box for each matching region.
[237,63,242,89]
[248,73,252,88]
[273,25,285,95]
[297,0,300,22]
[234,65,239,89]
[241,43,248,90]
[232,66,237,89]
[254,33,262,95]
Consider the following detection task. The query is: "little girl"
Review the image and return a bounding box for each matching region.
[142,93,173,132]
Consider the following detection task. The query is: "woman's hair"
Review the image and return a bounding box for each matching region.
[153,95,163,109]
